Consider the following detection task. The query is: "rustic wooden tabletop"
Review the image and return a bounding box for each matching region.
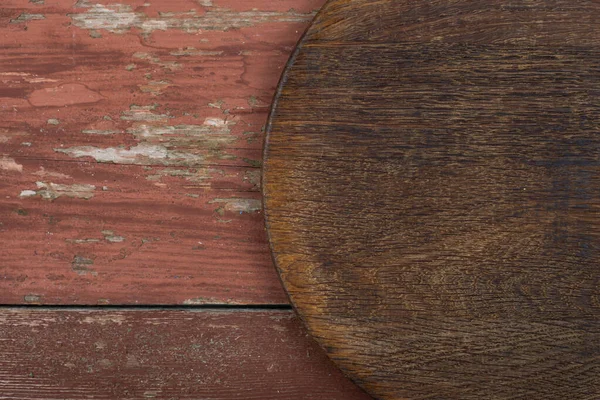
[264,1,600,399]
[0,0,371,398]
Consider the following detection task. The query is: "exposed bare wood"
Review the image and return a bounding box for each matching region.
[0,0,325,304]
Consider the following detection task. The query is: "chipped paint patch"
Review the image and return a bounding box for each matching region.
[138,80,172,95]
[209,198,262,214]
[36,182,95,200]
[47,118,60,125]
[70,4,139,32]
[243,131,260,144]
[19,190,37,198]
[242,158,262,168]
[102,230,125,243]
[10,13,45,23]
[121,105,170,121]
[248,96,258,107]
[208,99,225,109]
[0,72,57,84]
[203,117,228,127]
[0,72,30,78]
[128,121,236,145]
[57,103,237,166]
[70,4,315,34]
[170,48,223,57]
[243,169,261,188]
[0,156,23,172]
[56,144,231,166]
[82,129,122,135]
[140,19,169,32]
[200,9,317,30]
[24,294,42,303]
[32,167,71,179]
[56,143,169,164]
[132,52,181,71]
[82,314,126,325]
[72,255,97,276]
[183,297,230,305]
[59,122,237,166]
[27,77,58,83]
[67,230,125,244]
[20,182,96,200]
[66,238,101,244]
[146,167,224,185]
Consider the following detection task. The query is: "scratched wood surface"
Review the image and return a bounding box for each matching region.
[0,309,371,399]
[0,0,325,305]
[0,1,374,398]
[264,1,600,399]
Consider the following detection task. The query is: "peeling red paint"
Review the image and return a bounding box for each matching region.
[0,0,326,306]
[0,158,278,305]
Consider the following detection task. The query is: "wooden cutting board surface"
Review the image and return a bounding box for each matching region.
[263,1,600,399]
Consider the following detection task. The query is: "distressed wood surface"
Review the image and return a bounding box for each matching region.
[1,158,280,305]
[0,2,372,398]
[264,1,600,399]
[0,0,325,304]
[0,309,371,399]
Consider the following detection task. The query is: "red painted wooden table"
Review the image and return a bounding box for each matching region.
[0,1,371,398]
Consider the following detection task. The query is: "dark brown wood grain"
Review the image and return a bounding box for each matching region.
[263,1,600,399]
[0,309,372,400]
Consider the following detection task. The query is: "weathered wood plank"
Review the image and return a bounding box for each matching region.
[0,158,284,305]
[0,309,372,399]
[1,0,312,167]
[264,0,600,399]
[0,0,325,304]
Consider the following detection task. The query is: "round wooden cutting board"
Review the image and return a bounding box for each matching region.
[262,1,600,399]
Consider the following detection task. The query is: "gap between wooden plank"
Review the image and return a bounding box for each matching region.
[0,304,292,311]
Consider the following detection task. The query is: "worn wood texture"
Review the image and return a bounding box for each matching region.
[0,0,325,305]
[0,159,279,305]
[263,1,600,399]
[0,309,371,399]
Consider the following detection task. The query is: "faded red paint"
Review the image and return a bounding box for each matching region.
[0,309,372,399]
[0,0,326,304]
[28,83,105,107]
[1,158,280,305]
[0,2,370,398]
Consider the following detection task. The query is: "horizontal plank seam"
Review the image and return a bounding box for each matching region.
[0,304,293,311]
